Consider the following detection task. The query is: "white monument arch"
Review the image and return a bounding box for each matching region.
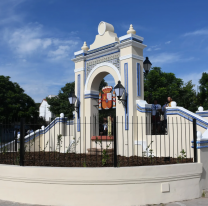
[72,21,147,155]
[3,22,208,206]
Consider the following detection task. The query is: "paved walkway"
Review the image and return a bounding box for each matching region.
[154,197,208,206]
[0,200,41,206]
[0,196,207,206]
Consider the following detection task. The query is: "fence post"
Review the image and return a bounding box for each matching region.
[0,123,3,151]
[15,130,17,152]
[113,117,117,167]
[20,118,25,166]
[193,118,197,162]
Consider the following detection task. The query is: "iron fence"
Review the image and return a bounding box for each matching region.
[0,115,197,167]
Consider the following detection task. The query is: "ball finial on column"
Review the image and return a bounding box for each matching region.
[127,24,136,34]
[81,41,89,51]
[198,106,204,112]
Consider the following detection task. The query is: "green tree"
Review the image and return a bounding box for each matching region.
[46,82,75,119]
[46,79,109,120]
[99,79,108,92]
[177,80,198,112]
[0,76,38,122]
[144,67,183,104]
[144,67,197,112]
[198,72,208,110]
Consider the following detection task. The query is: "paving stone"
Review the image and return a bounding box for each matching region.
[0,197,208,206]
[0,200,45,206]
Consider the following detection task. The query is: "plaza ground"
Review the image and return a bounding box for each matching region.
[0,192,207,206]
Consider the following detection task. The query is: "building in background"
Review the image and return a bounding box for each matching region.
[39,95,56,121]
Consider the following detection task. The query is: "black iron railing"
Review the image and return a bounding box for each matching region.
[0,116,197,167]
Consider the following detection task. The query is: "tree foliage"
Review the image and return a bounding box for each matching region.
[99,79,108,92]
[44,70,208,120]
[144,67,198,112]
[46,82,75,119]
[198,72,208,110]
[144,67,183,104]
[0,75,38,122]
[178,80,198,112]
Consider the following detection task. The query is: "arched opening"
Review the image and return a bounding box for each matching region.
[98,73,116,125]
[84,63,120,136]
[84,62,121,93]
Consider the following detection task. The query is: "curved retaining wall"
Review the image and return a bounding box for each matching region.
[0,163,202,206]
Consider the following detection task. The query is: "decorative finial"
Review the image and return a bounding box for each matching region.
[81,42,89,51]
[127,24,136,34]
[198,106,204,112]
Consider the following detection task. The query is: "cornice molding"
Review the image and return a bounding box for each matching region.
[119,33,144,42]
[74,68,85,73]
[86,47,119,61]
[119,40,147,50]
[0,163,201,185]
[72,40,147,63]
[71,56,86,63]
[120,54,144,61]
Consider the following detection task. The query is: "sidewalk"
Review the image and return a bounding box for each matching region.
[154,197,208,206]
[148,191,208,206]
[0,195,207,206]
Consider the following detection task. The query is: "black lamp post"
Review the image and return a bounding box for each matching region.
[114,81,127,113]
[143,57,152,75]
[68,93,79,118]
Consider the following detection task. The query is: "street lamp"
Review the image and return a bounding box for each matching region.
[68,93,79,118]
[143,57,152,75]
[114,81,127,113]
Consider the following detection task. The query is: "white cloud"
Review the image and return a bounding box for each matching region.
[43,39,52,49]
[0,0,82,103]
[4,23,80,61]
[165,41,171,44]
[179,71,208,91]
[183,29,208,37]
[149,52,195,65]
[47,40,79,61]
[150,53,180,64]
[48,45,70,60]
[146,45,161,52]
[0,23,81,102]
[7,24,45,54]
[0,62,75,102]
[0,0,25,25]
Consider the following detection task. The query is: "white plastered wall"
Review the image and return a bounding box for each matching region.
[74,60,85,153]
[0,163,202,206]
[2,119,75,153]
[39,100,54,121]
[73,42,146,156]
[116,45,144,156]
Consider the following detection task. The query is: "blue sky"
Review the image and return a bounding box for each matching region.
[0,0,208,102]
